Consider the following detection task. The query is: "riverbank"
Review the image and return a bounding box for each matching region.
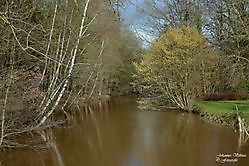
[194,100,249,130]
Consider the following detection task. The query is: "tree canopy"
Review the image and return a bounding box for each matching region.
[134,27,219,110]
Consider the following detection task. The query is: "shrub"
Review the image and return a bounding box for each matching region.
[202,92,236,101]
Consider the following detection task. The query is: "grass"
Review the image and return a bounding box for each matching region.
[194,100,249,125]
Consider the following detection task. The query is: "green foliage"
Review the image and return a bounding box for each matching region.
[31,6,46,24]
[241,81,249,91]
[134,27,218,110]
[237,80,249,98]
[113,29,142,90]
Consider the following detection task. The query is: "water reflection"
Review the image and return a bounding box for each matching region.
[43,130,65,166]
[1,97,249,166]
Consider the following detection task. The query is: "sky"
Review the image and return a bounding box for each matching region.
[122,0,144,25]
[120,0,155,47]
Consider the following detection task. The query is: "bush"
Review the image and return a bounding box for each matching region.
[202,92,248,101]
[239,80,249,96]
[202,92,236,101]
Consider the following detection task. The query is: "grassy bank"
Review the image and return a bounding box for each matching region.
[194,100,249,127]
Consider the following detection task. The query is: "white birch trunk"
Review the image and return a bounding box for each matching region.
[37,0,91,127]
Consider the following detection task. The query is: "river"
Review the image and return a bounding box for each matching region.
[1,97,249,166]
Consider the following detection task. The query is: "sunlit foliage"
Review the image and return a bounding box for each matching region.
[134,27,219,111]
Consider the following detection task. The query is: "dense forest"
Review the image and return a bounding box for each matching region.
[0,0,141,148]
[0,0,249,148]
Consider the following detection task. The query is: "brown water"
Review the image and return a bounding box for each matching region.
[1,97,249,166]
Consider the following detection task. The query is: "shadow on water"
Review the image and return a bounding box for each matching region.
[1,97,249,166]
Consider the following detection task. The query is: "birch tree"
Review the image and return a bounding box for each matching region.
[0,0,107,148]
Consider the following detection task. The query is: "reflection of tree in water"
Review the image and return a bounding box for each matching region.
[43,130,65,166]
[137,97,173,111]
[2,98,249,166]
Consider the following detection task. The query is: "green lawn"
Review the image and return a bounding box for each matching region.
[194,100,249,125]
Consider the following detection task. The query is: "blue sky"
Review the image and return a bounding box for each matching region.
[122,0,144,25]
[121,0,155,47]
